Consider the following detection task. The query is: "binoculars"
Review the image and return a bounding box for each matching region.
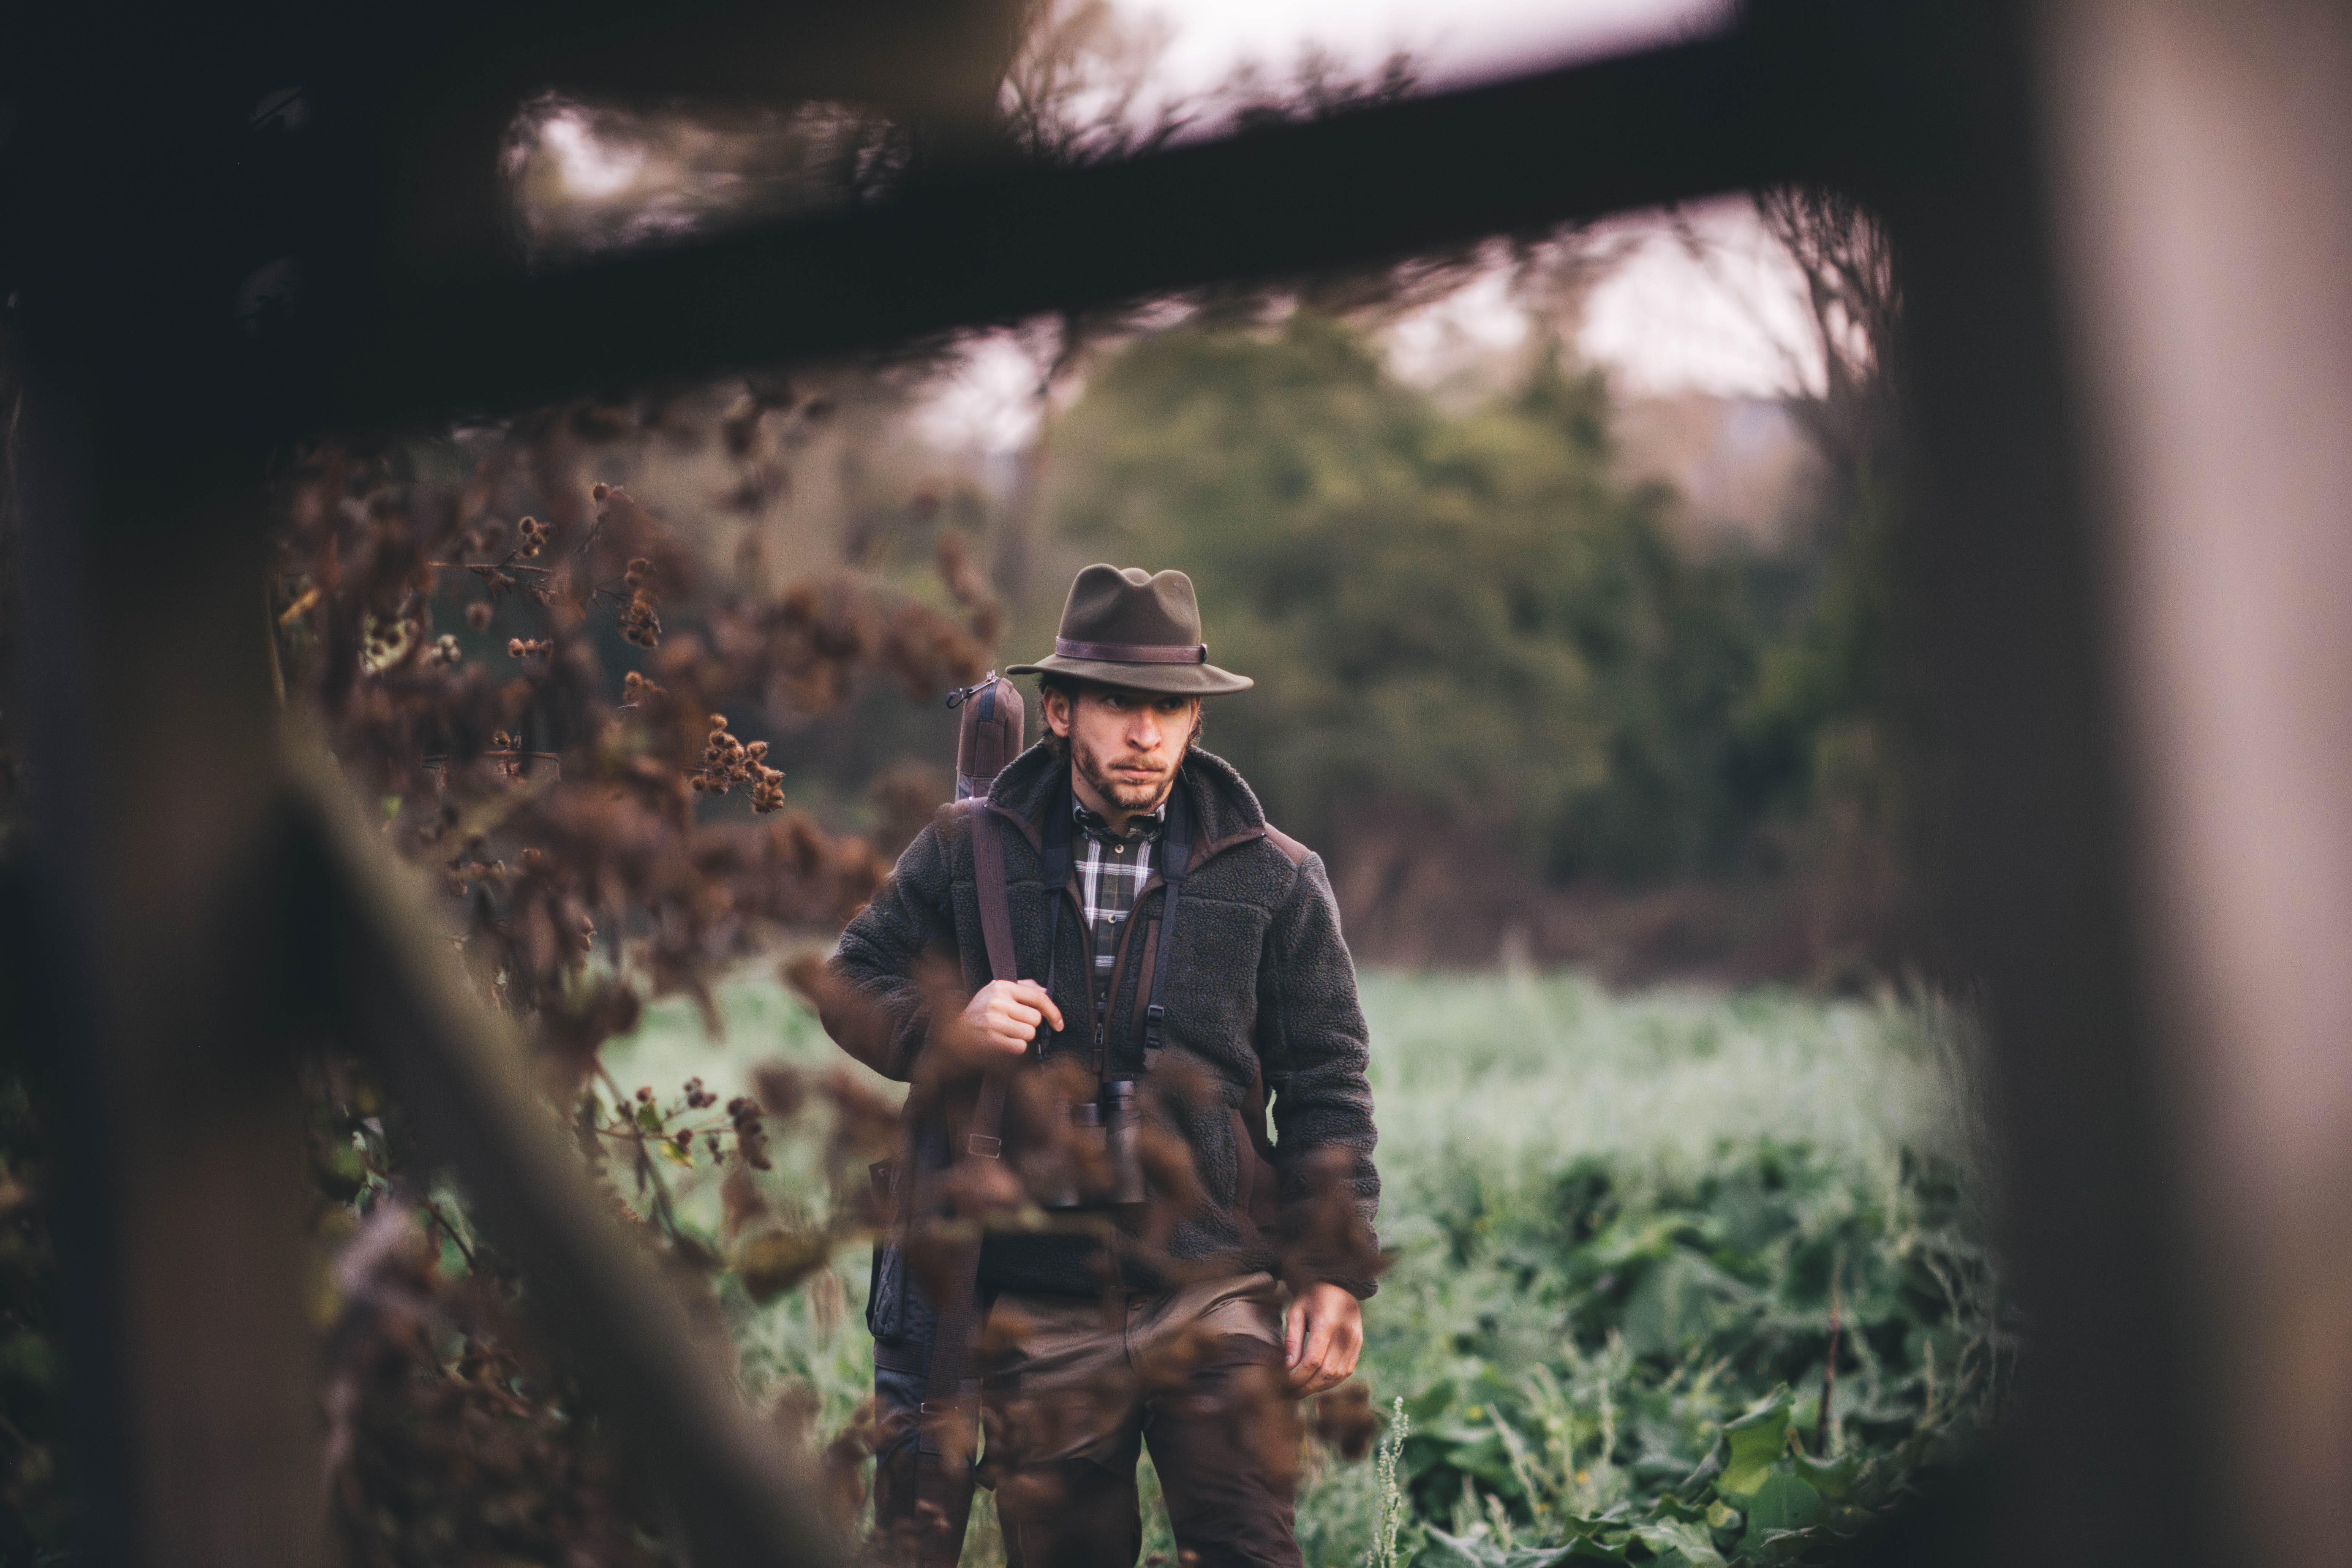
[1042,1078,1147,1209]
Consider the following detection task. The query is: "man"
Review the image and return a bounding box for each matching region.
[824,564,1381,1568]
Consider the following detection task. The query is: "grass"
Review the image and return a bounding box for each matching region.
[604,967,1998,1566]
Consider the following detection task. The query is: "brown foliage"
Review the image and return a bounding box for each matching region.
[1310,1380,1376,1462]
[322,1201,669,1568]
[267,397,1004,1562]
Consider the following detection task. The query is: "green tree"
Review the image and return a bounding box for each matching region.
[1043,313,1764,879]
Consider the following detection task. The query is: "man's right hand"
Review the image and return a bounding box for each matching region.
[942,979,1065,1069]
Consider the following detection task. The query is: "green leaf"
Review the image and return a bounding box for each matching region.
[1618,1251,1755,1359]
[1715,1385,1794,1500]
[313,1136,368,1200]
[1674,1436,1725,1502]
[1427,1428,1526,1494]
[1632,1519,1726,1568]
[1737,1470,1822,1555]
[1791,1449,1860,1502]
[1552,1511,1611,1542]
[1403,1380,1456,1425]
[1420,1530,1631,1568]
[1419,1528,1509,1568]
[1587,1214,1704,1270]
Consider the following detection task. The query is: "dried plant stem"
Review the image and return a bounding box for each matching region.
[422,1197,481,1275]
[1372,1396,1412,1568]
[1816,1251,1843,1455]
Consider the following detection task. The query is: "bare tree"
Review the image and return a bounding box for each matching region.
[1753,183,1902,481]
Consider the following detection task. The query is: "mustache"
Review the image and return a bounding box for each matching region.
[1089,749,1171,774]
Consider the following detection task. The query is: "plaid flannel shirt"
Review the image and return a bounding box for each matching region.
[1072,799,1163,1033]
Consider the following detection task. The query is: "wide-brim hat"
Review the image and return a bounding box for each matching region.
[1006,564,1253,697]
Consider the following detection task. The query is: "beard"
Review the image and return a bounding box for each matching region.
[1072,735,1178,814]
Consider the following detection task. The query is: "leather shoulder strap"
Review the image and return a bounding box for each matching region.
[903,798,1024,1565]
[967,799,1018,983]
[956,798,1018,1157]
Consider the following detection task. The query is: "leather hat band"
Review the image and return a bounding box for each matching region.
[1055,637,1209,665]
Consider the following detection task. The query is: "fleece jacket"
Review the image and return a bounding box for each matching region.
[824,741,1382,1298]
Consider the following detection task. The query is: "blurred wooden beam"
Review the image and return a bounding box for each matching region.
[8,6,1931,460]
[12,389,328,1568]
[1878,2,2352,1563]
[1887,67,2211,1568]
[322,21,1878,430]
[0,0,1027,468]
[2030,0,2352,1560]
[1875,0,2243,1554]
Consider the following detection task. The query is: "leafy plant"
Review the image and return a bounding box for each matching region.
[602,971,2006,1568]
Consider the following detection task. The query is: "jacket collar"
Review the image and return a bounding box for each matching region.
[987,741,1269,870]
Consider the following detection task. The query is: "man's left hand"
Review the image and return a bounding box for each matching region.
[1283,1282,1364,1396]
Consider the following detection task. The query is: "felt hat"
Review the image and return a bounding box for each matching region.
[1007,564,1252,696]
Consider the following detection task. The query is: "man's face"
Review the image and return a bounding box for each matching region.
[1043,684,1201,814]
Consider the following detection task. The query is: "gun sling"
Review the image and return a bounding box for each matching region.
[904,797,1018,1565]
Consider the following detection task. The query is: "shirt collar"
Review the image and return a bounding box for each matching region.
[1073,796,1165,847]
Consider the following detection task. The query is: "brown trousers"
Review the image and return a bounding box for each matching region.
[976,1273,1306,1568]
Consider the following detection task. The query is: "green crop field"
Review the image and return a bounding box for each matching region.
[604,969,2004,1567]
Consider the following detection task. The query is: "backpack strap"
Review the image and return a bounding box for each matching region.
[1137,781,1190,1072]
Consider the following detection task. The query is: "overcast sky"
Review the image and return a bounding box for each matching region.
[917,0,1811,454]
[1127,0,1730,93]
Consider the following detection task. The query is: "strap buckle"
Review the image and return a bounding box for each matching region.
[965,1133,1002,1159]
